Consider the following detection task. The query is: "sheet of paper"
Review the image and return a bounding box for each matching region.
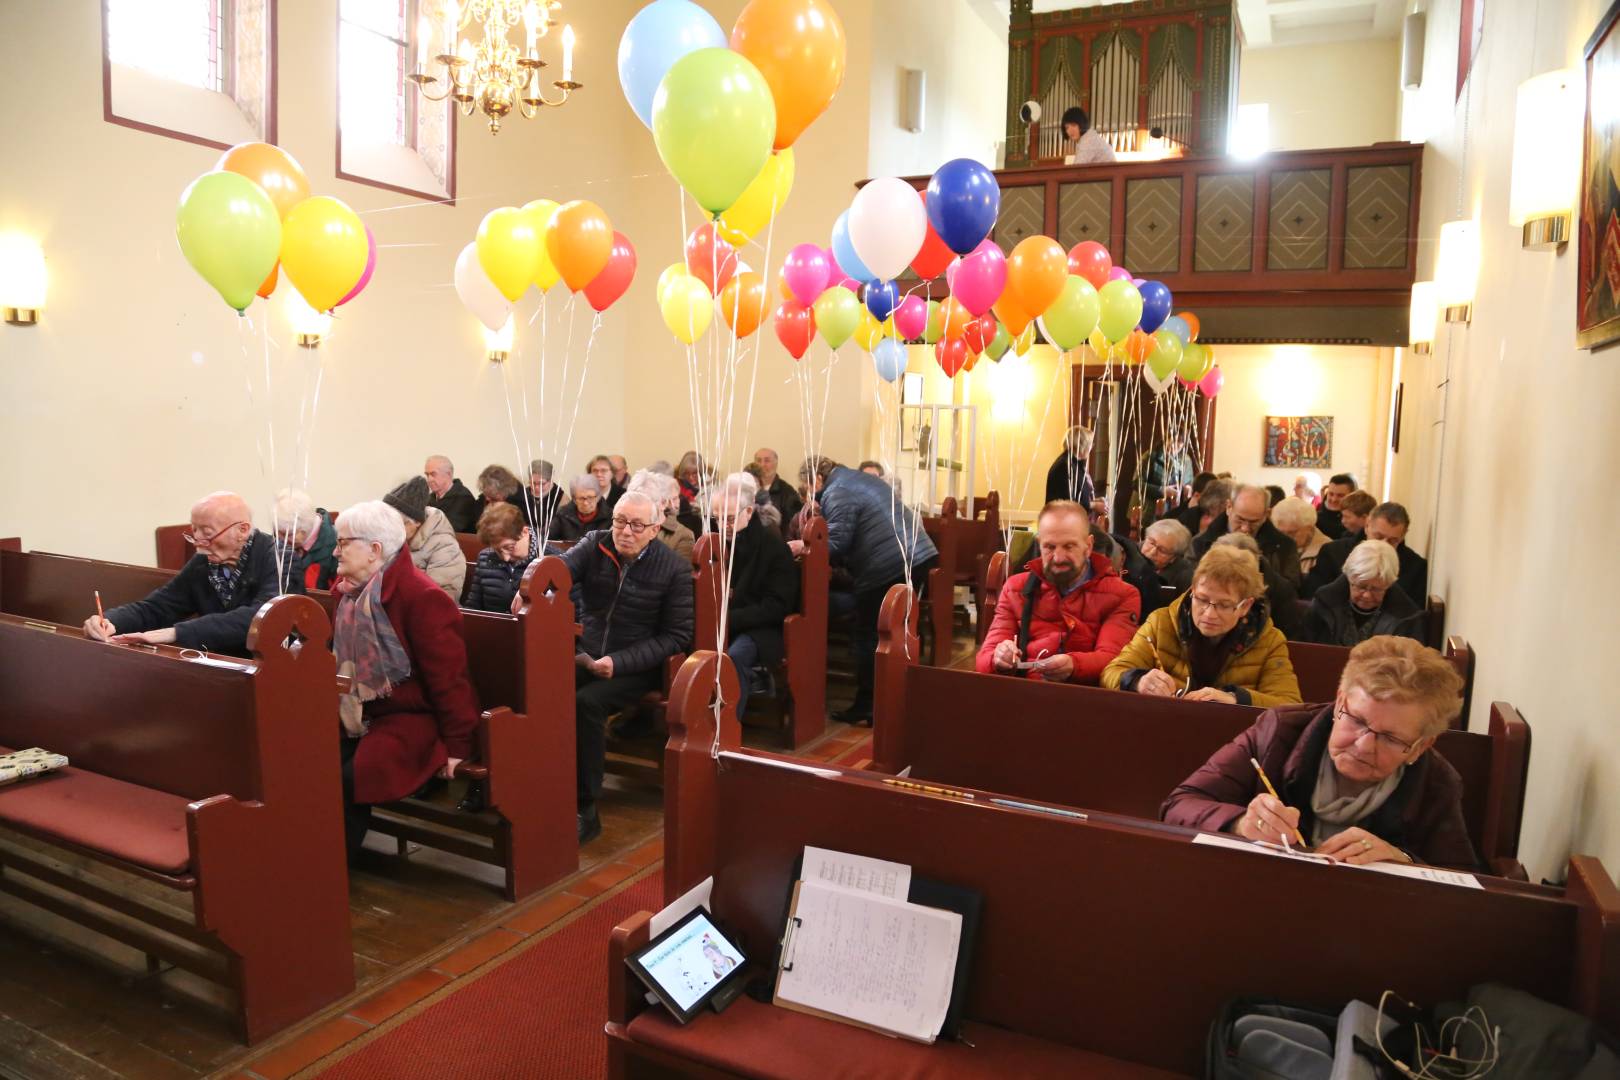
[1356,860,1482,889]
[777,879,960,1043]
[1192,832,1482,888]
[650,875,714,938]
[718,750,840,779]
[801,846,911,900]
[1191,832,1324,862]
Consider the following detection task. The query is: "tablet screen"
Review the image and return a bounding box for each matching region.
[627,907,748,1023]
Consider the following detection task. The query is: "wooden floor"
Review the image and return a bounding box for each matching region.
[0,617,978,1080]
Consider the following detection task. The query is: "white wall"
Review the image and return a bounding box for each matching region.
[1392,0,1620,881]
[1239,39,1402,150]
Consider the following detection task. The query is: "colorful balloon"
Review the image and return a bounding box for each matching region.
[618,0,728,128]
[584,231,637,312]
[1143,361,1176,396]
[812,285,860,348]
[983,321,1012,361]
[865,278,900,322]
[1088,328,1110,358]
[257,262,279,300]
[721,270,768,337]
[1037,275,1101,350]
[730,0,847,151]
[782,243,832,306]
[893,294,928,340]
[849,176,927,282]
[1107,266,1133,282]
[935,336,969,377]
[651,48,776,215]
[962,312,997,354]
[521,200,562,291]
[1150,329,1186,379]
[829,211,873,283]
[774,299,815,359]
[716,148,794,246]
[176,170,282,313]
[1181,311,1201,342]
[477,206,543,302]
[1162,314,1191,344]
[545,200,614,292]
[872,338,907,382]
[684,221,738,296]
[1125,329,1155,364]
[911,191,954,279]
[280,195,367,313]
[1006,235,1068,318]
[853,308,895,353]
[661,274,714,344]
[1012,323,1036,356]
[1066,240,1112,291]
[1137,280,1172,334]
[657,261,687,306]
[922,299,945,344]
[454,242,513,332]
[951,239,1006,317]
[992,290,1032,336]
[215,142,309,220]
[1097,278,1144,343]
[939,296,974,341]
[926,158,1000,255]
[335,225,376,307]
[1198,363,1224,397]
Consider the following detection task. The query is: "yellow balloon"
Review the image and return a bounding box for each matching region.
[1013,323,1036,356]
[522,199,561,291]
[716,148,795,248]
[853,308,894,353]
[477,206,543,302]
[655,262,686,307]
[280,196,367,313]
[660,274,713,345]
[1088,328,1110,358]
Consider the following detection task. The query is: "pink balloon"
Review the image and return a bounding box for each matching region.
[1107,266,1133,282]
[783,243,832,307]
[1131,277,1146,288]
[336,225,376,307]
[951,239,1006,317]
[893,294,928,339]
[945,257,960,292]
[1198,364,1225,398]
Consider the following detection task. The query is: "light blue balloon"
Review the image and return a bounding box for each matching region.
[1163,314,1191,344]
[617,0,728,129]
[873,338,908,383]
[831,210,874,283]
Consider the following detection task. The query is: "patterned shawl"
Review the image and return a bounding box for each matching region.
[332,555,412,738]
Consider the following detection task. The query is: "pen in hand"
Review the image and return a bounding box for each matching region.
[1249,756,1309,848]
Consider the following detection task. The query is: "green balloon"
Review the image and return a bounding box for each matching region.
[1147,331,1183,380]
[1040,275,1101,350]
[983,320,1011,360]
[922,299,944,344]
[1097,279,1144,343]
[176,171,281,313]
[1176,340,1208,381]
[813,286,861,349]
[651,48,777,216]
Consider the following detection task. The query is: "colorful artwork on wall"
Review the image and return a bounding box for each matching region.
[1578,0,1620,350]
[1263,415,1333,468]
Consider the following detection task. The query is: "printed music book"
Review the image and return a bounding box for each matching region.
[0,748,68,787]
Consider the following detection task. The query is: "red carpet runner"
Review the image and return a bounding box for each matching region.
[316,871,662,1080]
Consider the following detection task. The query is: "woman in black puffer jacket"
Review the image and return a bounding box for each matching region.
[464,503,535,612]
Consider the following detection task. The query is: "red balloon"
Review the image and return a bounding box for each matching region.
[935,337,969,377]
[584,231,637,312]
[1067,240,1113,291]
[962,312,997,353]
[911,190,954,279]
[774,299,815,360]
[685,222,738,296]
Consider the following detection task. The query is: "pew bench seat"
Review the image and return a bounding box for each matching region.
[614,995,1186,1080]
[0,747,193,878]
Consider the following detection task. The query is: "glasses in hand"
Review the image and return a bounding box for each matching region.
[611,516,657,535]
[183,521,248,548]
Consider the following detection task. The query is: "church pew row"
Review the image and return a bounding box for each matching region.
[869,636,1529,879]
[0,599,352,1044]
[0,541,578,902]
[613,650,1620,1078]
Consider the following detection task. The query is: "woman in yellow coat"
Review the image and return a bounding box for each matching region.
[1103,545,1302,707]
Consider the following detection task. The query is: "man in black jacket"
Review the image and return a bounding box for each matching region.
[1314,473,1357,539]
[1193,483,1302,587]
[84,491,292,656]
[752,446,804,523]
[559,492,694,842]
[1303,501,1428,605]
[423,454,479,533]
[710,475,799,709]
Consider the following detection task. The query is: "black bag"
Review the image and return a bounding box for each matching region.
[1206,996,1351,1080]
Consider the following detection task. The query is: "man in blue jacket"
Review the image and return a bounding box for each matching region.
[793,459,937,724]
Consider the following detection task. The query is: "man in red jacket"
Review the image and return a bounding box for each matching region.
[976,500,1141,683]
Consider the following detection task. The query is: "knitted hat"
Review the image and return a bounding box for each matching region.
[385,476,429,523]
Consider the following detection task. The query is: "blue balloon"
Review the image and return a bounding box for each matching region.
[617,0,728,129]
[925,158,1001,256]
[1137,280,1173,334]
[866,279,900,322]
[873,339,908,383]
[831,211,874,283]
[1162,314,1191,344]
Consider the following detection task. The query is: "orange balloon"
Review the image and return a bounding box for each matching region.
[1180,311,1201,342]
[721,271,768,338]
[1125,329,1154,363]
[730,0,848,151]
[1006,236,1068,318]
[216,142,310,220]
[993,292,1032,336]
[940,296,974,340]
[776,268,794,301]
[257,262,278,299]
[544,200,614,292]
[963,349,982,373]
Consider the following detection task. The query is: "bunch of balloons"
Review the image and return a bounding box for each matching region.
[176,142,374,316]
[457,199,637,331]
[654,222,770,345]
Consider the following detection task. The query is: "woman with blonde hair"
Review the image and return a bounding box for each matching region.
[1102,544,1301,706]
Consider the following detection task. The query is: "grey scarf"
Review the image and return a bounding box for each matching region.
[1309,749,1403,847]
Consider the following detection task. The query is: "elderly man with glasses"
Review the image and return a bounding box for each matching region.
[556,491,694,843]
[1192,482,1302,587]
[1161,635,1477,870]
[83,491,292,656]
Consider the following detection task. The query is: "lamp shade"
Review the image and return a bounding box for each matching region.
[1509,69,1581,241]
[0,234,47,320]
[1409,280,1437,349]
[286,288,333,345]
[484,315,514,359]
[1435,219,1479,320]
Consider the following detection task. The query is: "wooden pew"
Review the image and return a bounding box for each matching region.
[872,659,1530,878]
[1426,594,1446,648]
[690,519,828,748]
[612,661,1620,1078]
[154,523,190,571]
[1288,638,1475,725]
[918,515,957,667]
[0,598,352,1044]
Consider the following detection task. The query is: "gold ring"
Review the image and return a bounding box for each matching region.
[1361,839,1371,851]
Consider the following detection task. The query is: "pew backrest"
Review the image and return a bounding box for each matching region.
[2,548,176,626]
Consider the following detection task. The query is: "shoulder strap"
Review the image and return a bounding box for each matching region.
[1016,572,1042,655]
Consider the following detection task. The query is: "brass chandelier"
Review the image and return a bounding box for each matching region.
[408,1,580,134]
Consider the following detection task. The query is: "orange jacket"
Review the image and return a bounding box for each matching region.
[975,552,1142,684]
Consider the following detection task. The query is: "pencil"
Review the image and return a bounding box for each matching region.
[94,591,104,621]
[1249,756,1308,848]
[881,777,976,801]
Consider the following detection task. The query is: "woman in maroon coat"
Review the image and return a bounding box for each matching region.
[332,501,481,859]
[1161,635,1478,871]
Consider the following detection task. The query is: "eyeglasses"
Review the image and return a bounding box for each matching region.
[1230,512,1266,530]
[334,536,376,552]
[1348,580,1391,600]
[611,516,657,535]
[183,521,248,548]
[1189,592,1245,615]
[1334,704,1417,755]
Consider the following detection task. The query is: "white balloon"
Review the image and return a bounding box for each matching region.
[1142,363,1176,395]
[455,242,512,332]
[847,176,927,282]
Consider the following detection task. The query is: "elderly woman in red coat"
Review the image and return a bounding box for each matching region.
[332,500,481,860]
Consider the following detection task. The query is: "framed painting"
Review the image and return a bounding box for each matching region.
[1263,416,1333,469]
[1578,0,1620,350]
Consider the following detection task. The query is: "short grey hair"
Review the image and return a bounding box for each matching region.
[1270,496,1317,532]
[272,488,315,533]
[627,469,677,504]
[1143,518,1191,555]
[1230,483,1269,509]
[337,500,406,561]
[1344,539,1399,586]
[530,459,553,481]
[1067,425,1095,457]
[426,455,453,475]
[719,471,759,505]
[1214,531,1261,558]
[616,490,660,524]
[646,459,673,476]
[1200,479,1234,513]
[570,474,599,496]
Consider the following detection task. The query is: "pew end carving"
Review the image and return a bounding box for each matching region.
[663,650,742,902]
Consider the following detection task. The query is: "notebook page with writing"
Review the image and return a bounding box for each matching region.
[774,879,962,1043]
[1191,832,1482,888]
[801,846,912,899]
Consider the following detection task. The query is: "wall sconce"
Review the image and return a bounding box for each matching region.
[484,316,514,362]
[1435,219,1479,323]
[0,234,47,325]
[1509,68,1581,249]
[1408,280,1437,354]
[286,289,333,347]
